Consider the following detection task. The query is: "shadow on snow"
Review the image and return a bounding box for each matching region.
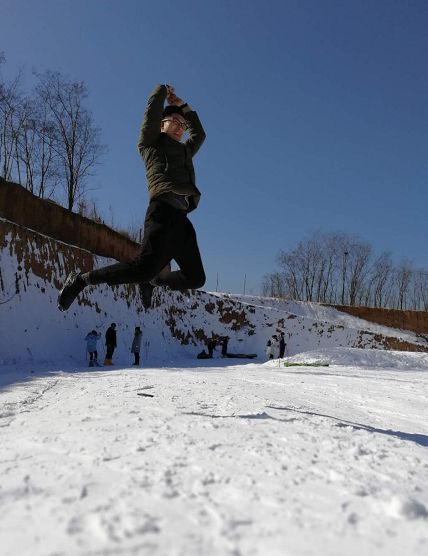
[266,405,428,448]
[182,406,428,448]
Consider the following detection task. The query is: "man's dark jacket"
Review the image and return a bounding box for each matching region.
[138,84,206,212]
[105,327,116,347]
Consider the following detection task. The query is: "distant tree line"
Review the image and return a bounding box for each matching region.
[0,52,105,212]
[262,231,428,311]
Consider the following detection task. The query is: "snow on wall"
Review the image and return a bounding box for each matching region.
[1,217,427,367]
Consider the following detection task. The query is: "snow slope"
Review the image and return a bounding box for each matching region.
[1,350,427,556]
[1,218,428,555]
[2,217,428,369]
[229,294,427,344]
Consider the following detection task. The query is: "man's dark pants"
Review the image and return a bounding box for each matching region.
[88,200,206,290]
[106,345,115,359]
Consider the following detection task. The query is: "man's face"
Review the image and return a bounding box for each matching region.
[161,114,187,142]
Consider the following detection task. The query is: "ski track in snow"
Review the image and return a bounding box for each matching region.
[0,362,427,556]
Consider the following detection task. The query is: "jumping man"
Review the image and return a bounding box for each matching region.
[57,84,206,311]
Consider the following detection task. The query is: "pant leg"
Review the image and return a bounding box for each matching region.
[155,215,206,290]
[89,351,94,360]
[88,201,175,286]
[106,345,114,359]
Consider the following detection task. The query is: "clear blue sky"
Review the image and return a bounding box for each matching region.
[1,0,428,294]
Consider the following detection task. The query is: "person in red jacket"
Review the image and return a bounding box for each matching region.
[58,84,206,312]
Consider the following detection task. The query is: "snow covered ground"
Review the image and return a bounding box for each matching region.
[2,217,428,554]
[1,348,427,556]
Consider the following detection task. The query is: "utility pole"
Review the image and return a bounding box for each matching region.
[341,251,349,305]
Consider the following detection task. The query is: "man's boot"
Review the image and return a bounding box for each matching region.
[58,272,86,311]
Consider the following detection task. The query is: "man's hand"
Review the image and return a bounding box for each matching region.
[165,84,175,100]
[166,84,185,106]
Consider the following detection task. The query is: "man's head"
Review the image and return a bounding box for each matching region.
[161,105,188,142]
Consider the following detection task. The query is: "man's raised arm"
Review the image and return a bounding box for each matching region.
[137,84,168,152]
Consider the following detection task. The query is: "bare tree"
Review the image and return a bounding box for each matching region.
[392,261,413,310]
[0,57,56,196]
[365,252,394,307]
[0,69,25,181]
[277,236,321,303]
[34,71,106,211]
[33,115,59,199]
[262,272,286,298]
[264,232,428,310]
[277,250,304,300]
[320,233,344,303]
[277,232,355,304]
[410,269,428,311]
[13,97,38,191]
[301,236,323,302]
[347,240,372,306]
[16,97,59,198]
[76,197,104,224]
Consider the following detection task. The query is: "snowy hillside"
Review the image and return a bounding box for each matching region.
[1,217,428,555]
[1,216,427,367]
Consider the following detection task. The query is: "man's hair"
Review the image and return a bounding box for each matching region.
[162,105,184,119]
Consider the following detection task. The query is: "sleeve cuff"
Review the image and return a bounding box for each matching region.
[181,103,192,114]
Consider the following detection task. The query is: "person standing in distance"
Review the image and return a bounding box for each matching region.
[104,323,117,365]
[279,332,287,358]
[131,326,143,366]
[57,84,206,312]
[85,329,101,367]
